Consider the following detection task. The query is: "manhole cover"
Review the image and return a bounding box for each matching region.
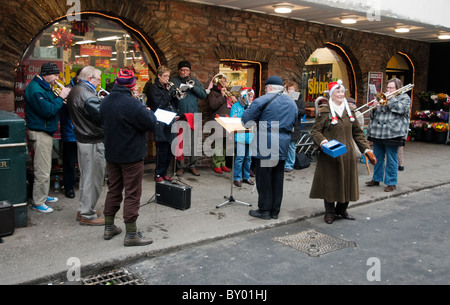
[81,268,145,285]
[273,229,356,257]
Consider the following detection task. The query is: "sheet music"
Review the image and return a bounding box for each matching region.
[219,117,242,124]
[289,91,300,100]
[155,108,177,125]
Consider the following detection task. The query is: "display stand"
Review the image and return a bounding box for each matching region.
[447,111,450,144]
[215,117,252,209]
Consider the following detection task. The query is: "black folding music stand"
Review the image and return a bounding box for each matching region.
[215,117,252,209]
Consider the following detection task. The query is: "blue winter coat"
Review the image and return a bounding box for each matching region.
[242,92,297,161]
[230,99,254,144]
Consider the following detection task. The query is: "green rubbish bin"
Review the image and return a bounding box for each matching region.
[0,110,28,227]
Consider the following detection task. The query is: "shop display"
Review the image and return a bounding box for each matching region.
[410,91,449,144]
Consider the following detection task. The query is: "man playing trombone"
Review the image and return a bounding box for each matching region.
[366,78,411,192]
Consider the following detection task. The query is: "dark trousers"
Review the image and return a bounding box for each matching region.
[155,142,173,176]
[103,160,144,224]
[255,158,285,215]
[62,141,77,191]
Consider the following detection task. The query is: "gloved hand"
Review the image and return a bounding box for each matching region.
[365,150,377,165]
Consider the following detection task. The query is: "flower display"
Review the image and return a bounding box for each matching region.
[432,122,449,133]
[410,120,425,129]
[436,110,449,121]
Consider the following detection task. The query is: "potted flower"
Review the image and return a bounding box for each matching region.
[432,122,449,144]
[419,91,435,110]
[437,93,449,111]
[436,110,449,121]
[423,122,434,142]
[410,120,425,141]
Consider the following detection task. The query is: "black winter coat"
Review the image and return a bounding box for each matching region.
[147,78,179,143]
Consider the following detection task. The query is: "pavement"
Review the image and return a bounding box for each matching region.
[0,140,449,285]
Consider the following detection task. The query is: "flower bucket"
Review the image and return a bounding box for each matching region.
[424,129,434,142]
[414,128,424,141]
[434,132,447,144]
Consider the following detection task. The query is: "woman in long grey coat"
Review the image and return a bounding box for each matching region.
[309,80,376,224]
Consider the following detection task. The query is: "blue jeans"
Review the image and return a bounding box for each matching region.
[234,142,252,181]
[285,141,296,170]
[372,142,399,186]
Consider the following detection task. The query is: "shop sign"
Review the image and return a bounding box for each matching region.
[367,72,383,103]
[305,64,333,104]
[80,44,113,57]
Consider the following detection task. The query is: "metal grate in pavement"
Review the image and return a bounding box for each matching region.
[273,229,356,257]
[80,268,145,285]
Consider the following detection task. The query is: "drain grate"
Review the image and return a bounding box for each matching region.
[273,229,356,257]
[81,268,145,285]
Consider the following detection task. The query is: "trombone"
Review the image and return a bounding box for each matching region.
[356,83,414,116]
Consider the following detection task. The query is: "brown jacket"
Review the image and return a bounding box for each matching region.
[309,105,370,203]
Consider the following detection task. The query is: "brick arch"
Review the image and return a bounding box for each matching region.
[0,0,183,88]
[297,38,364,102]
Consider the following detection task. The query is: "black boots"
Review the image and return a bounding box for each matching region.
[324,201,355,224]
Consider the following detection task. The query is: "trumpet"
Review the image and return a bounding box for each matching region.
[167,81,187,100]
[53,81,69,104]
[97,86,109,99]
[356,83,414,116]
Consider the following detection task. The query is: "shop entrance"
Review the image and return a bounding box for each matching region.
[15,13,162,169]
[386,53,414,88]
[301,43,356,116]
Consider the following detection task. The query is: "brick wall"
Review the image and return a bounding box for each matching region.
[0,0,431,166]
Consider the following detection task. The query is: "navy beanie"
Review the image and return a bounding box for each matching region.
[265,76,283,86]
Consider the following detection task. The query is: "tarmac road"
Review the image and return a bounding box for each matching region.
[126,183,450,287]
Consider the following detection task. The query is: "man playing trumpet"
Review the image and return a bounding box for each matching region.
[25,62,70,213]
[170,60,207,176]
[66,66,106,226]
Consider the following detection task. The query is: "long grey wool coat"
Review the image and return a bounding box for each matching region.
[309,105,371,203]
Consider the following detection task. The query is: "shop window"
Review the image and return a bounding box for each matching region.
[219,60,262,97]
[301,47,352,110]
[15,14,161,162]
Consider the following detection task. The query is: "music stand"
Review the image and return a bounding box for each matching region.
[215,117,252,209]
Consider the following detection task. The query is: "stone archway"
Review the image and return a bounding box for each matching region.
[0,0,183,89]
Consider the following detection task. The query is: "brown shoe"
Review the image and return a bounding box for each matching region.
[365,180,380,187]
[124,232,153,247]
[176,168,184,176]
[104,225,122,240]
[384,185,396,192]
[76,210,101,221]
[324,213,335,224]
[80,217,105,226]
[189,168,200,176]
[242,179,255,185]
[233,180,242,187]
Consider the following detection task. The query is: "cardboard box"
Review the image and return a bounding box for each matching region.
[305,107,315,117]
[322,140,347,158]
